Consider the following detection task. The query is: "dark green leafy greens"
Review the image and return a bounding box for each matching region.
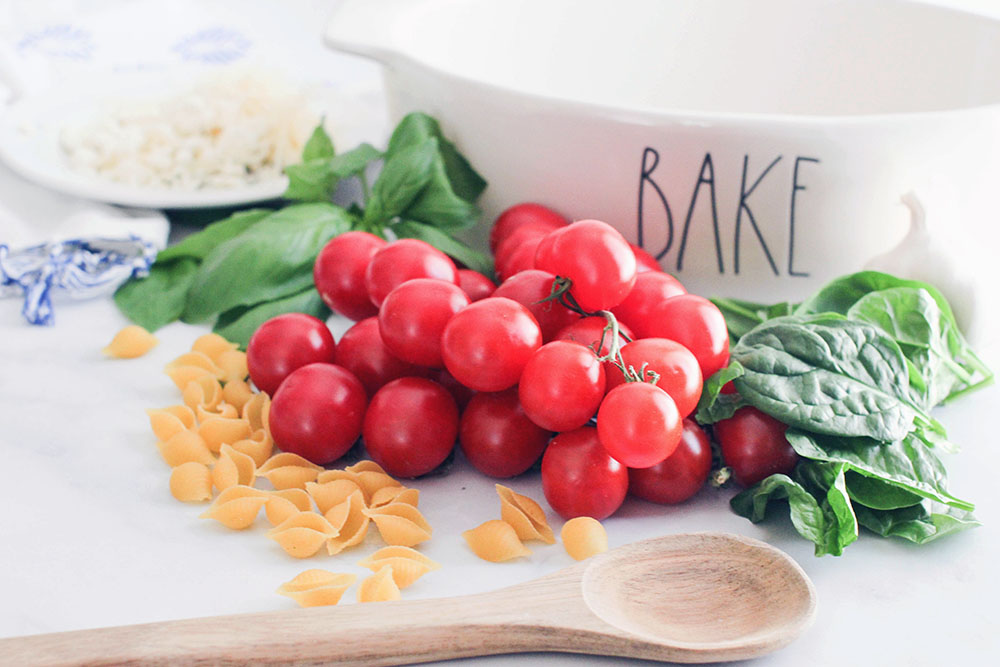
[114,112,491,346]
[700,271,992,556]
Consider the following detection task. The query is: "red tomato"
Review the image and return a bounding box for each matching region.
[541,426,629,520]
[268,363,366,464]
[495,223,555,268]
[628,419,712,504]
[489,202,568,253]
[428,367,476,411]
[441,297,542,392]
[535,219,637,311]
[378,278,470,367]
[532,225,567,270]
[333,317,427,397]
[496,235,545,282]
[519,340,606,432]
[553,316,633,358]
[313,231,386,320]
[610,271,687,335]
[604,338,703,418]
[715,407,798,487]
[492,269,579,341]
[364,238,458,307]
[457,269,496,302]
[630,243,662,273]
[596,381,682,468]
[247,313,336,396]
[362,377,458,478]
[459,389,551,477]
[642,294,730,379]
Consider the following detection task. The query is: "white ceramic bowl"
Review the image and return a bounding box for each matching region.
[325,0,1000,302]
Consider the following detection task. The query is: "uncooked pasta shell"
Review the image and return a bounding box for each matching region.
[357,566,401,603]
[560,516,608,561]
[103,325,158,359]
[496,484,555,544]
[463,520,531,562]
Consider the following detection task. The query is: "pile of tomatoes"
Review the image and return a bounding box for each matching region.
[247,203,797,521]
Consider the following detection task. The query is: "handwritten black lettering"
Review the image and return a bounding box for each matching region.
[636,147,673,258]
[789,157,819,277]
[676,153,724,273]
[734,155,782,276]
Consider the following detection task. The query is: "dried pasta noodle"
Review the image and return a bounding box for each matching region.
[560,516,608,561]
[169,462,212,502]
[267,511,339,558]
[182,375,223,411]
[265,488,313,526]
[198,416,253,454]
[164,351,225,379]
[277,570,356,608]
[364,502,432,547]
[146,405,195,442]
[167,365,217,393]
[212,444,257,491]
[358,546,440,589]
[199,485,268,530]
[103,325,158,358]
[195,402,239,421]
[306,479,361,514]
[258,452,323,490]
[221,380,254,413]
[463,520,530,562]
[215,349,248,383]
[357,566,401,603]
[324,489,370,555]
[156,430,215,467]
[495,484,555,544]
[369,485,419,508]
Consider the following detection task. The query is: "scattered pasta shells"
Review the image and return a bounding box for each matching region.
[354,471,403,504]
[195,402,239,422]
[307,479,362,515]
[242,392,271,433]
[369,485,420,508]
[463,520,531,562]
[358,546,441,589]
[324,489,370,555]
[496,484,555,544]
[199,485,268,530]
[182,375,223,411]
[265,488,314,527]
[315,469,357,485]
[267,511,339,558]
[216,349,249,383]
[221,380,254,413]
[560,516,608,561]
[168,365,217,393]
[212,444,257,491]
[191,333,239,362]
[156,430,215,468]
[146,405,195,442]
[169,462,212,502]
[231,430,274,468]
[364,502,432,547]
[277,570,357,608]
[103,325,158,359]
[357,566,401,603]
[165,352,225,379]
[344,460,388,475]
[198,417,253,454]
[259,464,322,491]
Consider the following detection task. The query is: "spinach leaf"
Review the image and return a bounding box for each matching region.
[695,360,747,424]
[113,258,198,331]
[302,124,335,161]
[182,203,352,323]
[387,112,486,202]
[844,471,923,510]
[784,429,973,511]
[855,502,980,544]
[213,288,330,348]
[711,297,795,344]
[363,139,437,228]
[394,220,494,276]
[155,209,272,263]
[731,314,922,441]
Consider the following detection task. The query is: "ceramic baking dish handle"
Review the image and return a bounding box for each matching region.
[324,0,409,64]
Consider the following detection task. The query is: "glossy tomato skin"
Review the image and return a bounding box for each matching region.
[541,427,629,520]
[535,219,637,312]
[492,269,579,341]
[715,407,798,487]
[496,235,545,282]
[441,297,543,392]
[604,338,703,418]
[268,363,366,465]
[630,243,662,273]
[363,377,458,478]
[364,238,459,307]
[489,203,568,253]
[247,313,336,396]
[553,316,633,357]
[495,223,554,269]
[457,269,496,302]
[597,382,682,468]
[629,419,712,504]
[428,367,475,411]
[459,389,551,478]
[519,340,606,432]
[378,278,470,367]
[642,294,730,379]
[334,317,427,397]
[610,271,687,335]
[313,231,386,321]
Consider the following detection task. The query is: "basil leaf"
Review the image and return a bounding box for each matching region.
[784,429,973,511]
[284,159,337,202]
[387,112,486,202]
[855,502,980,544]
[329,143,381,179]
[844,471,923,510]
[155,209,272,263]
[113,258,198,331]
[732,314,920,442]
[394,220,494,276]
[403,150,482,230]
[695,360,747,424]
[302,124,335,161]
[182,203,352,323]
[363,139,437,228]
[213,288,330,348]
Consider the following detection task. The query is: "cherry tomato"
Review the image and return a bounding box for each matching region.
[363,377,458,478]
[428,367,475,411]
[628,419,712,504]
[364,238,459,307]
[441,297,542,392]
[378,278,470,367]
[553,316,633,358]
[268,363,366,465]
[495,223,555,269]
[459,388,551,478]
[489,202,568,252]
[334,317,427,397]
[604,338,702,418]
[492,269,579,341]
[535,219,637,311]
[457,269,496,302]
[532,225,567,270]
[246,313,336,396]
[496,235,545,282]
[610,271,687,335]
[597,382,682,468]
[541,426,628,520]
[642,294,730,378]
[519,340,606,432]
[630,243,662,273]
[313,231,386,321]
[714,407,798,487]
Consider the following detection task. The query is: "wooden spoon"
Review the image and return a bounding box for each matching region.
[0,532,816,665]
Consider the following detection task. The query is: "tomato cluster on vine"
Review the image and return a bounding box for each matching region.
[246,203,790,522]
